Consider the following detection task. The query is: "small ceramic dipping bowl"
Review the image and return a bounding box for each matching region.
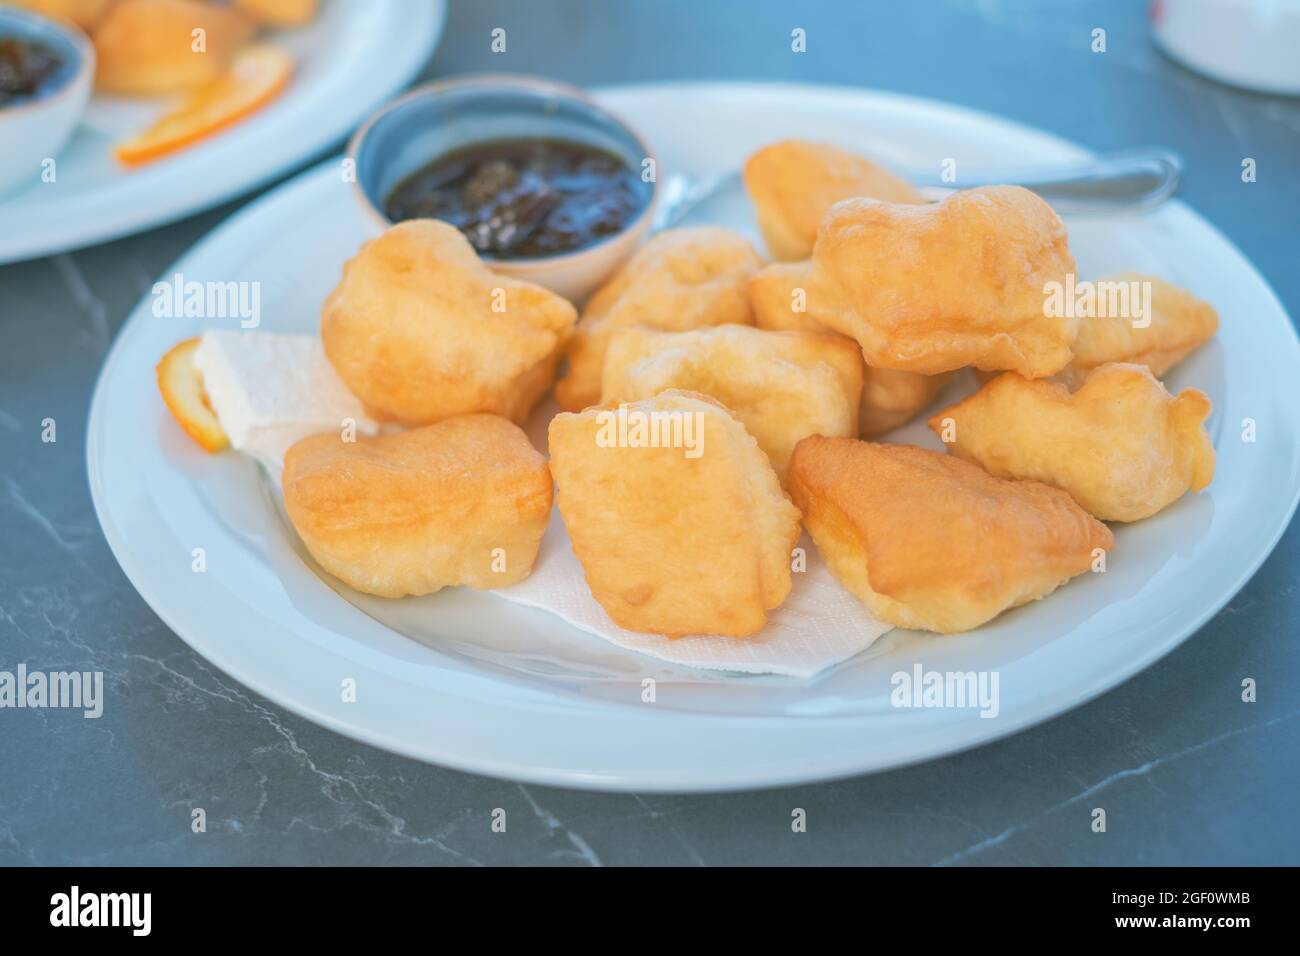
[348,73,659,303]
[0,6,94,197]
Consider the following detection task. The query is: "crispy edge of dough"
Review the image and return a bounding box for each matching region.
[749,265,958,436]
[555,227,761,412]
[1061,273,1219,386]
[547,389,800,637]
[806,186,1078,377]
[928,364,1215,522]
[788,436,1113,633]
[282,414,553,597]
[598,324,864,478]
[742,139,924,261]
[320,219,577,426]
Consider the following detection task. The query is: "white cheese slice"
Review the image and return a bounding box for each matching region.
[193,330,378,474]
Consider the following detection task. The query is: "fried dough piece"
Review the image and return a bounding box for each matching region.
[321,220,577,427]
[858,366,956,437]
[12,0,113,31]
[234,0,318,27]
[1060,273,1218,387]
[747,260,828,335]
[548,390,800,637]
[94,0,255,95]
[749,262,955,436]
[929,364,1214,522]
[283,415,552,598]
[600,324,863,482]
[554,227,761,411]
[759,186,1077,378]
[743,139,924,260]
[788,437,1113,633]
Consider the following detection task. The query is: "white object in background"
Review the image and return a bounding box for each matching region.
[194,330,377,477]
[1151,0,1300,95]
[0,8,94,196]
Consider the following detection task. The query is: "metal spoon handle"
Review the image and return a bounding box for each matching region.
[910,148,1183,214]
[653,147,1183,230]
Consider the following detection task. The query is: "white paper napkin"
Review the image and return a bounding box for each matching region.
[253,435,888,678]
[200,334,891,678]
[492,509,891,678]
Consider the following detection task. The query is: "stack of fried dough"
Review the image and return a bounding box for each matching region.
[17,0,314,163]
[17,0,316,92]
[254,139,1220,639]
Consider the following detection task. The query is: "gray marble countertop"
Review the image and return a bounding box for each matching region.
[3,0,1298,866]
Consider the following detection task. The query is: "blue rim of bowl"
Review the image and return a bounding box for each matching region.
[345,72,661,267]
[0,6,95,117]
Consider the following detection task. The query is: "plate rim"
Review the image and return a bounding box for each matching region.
[86,80,1300,792]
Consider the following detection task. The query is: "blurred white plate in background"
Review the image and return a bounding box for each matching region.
[0,0,445,264]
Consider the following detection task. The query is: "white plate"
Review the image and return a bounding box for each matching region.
[0,0,445,264]
[87,82,1300,792]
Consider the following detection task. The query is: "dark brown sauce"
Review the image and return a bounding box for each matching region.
[384,138,647,260]
[0,37,64,108]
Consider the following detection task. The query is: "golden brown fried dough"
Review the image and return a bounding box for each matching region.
[858,366,956,437]
[929,364,1214,522]
[743,139,924,260]
[788,437,1113,633]
[1060,273,1218,387]
[749,262,955,436]
[600,324,863,482]
[747,260,827,334]
[283,414,552,598]
[234,0,318,27]
[94,0,255,95]
[548,390,801,637]
[759,186,1077,378]
[321,220,577,427]
[554,227,761,411]
[12,0,113,31]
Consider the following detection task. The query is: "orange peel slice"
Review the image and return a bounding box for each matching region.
[156,337,229,453]
[115,44,293,166]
